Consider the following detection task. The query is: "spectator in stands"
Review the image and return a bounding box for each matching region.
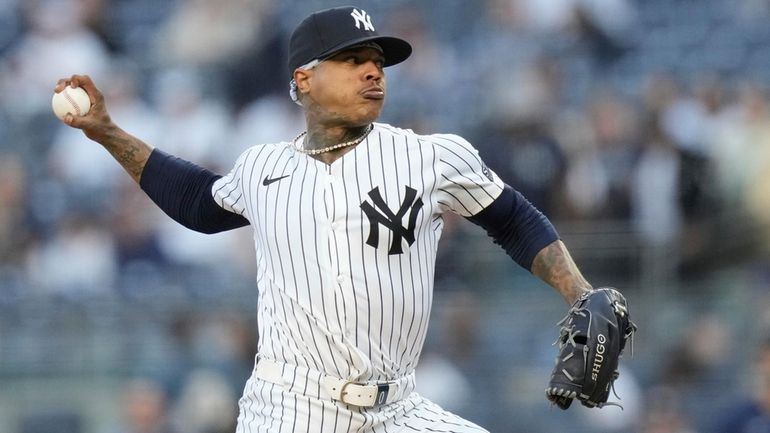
[641,386,698,433]
[714,335,770,433]
[0,0,110,115]
[110,378,180,433]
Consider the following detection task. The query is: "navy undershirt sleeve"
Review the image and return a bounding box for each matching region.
[466,184,559,271]
[139,149,250,234]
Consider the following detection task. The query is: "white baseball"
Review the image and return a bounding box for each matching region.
[52,85,91,121]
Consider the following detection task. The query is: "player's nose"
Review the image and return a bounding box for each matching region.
[363,60,383,81]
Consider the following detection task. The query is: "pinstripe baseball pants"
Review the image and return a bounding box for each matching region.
[235,364,489,433]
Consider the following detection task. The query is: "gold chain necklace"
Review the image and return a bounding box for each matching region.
[293,124,373,155]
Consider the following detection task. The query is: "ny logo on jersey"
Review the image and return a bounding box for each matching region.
[350,8,375,31]
[360,186,423,255]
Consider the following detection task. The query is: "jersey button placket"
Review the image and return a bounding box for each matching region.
[333,270,354,336]
[328,174,356,337]
[323,175,350,336]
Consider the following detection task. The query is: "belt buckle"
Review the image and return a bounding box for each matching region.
[373,383,390,406]
[324,377,394,407]
[339,381,383,407]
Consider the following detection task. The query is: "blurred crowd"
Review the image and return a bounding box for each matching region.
[3,0,770,432]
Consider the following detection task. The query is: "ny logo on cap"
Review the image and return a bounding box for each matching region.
[351,9,375,31]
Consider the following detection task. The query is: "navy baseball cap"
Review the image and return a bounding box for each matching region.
[288,6,412,73]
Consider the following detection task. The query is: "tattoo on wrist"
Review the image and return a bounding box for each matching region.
[532,241,591,304]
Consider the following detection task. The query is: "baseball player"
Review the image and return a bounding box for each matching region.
[55,6,602,432]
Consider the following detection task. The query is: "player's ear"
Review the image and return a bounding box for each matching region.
[293,69,312,96]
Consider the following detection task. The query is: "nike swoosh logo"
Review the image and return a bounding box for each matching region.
[262,175,290,186]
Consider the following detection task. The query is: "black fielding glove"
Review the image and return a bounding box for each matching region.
[545,287,637,409]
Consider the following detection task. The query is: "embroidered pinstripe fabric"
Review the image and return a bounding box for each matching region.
[213,123,502,432]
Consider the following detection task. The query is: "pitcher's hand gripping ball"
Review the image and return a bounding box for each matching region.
[545,287,636,409]
[52,85,91,121]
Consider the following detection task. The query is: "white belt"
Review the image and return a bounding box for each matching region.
[254,358,415,407]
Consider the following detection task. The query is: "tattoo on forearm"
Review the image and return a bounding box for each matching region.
[101,130,151,183]
[531,240,592,304]
[117,145,140,178]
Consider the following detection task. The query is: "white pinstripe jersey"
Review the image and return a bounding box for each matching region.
[212,122,504,383]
